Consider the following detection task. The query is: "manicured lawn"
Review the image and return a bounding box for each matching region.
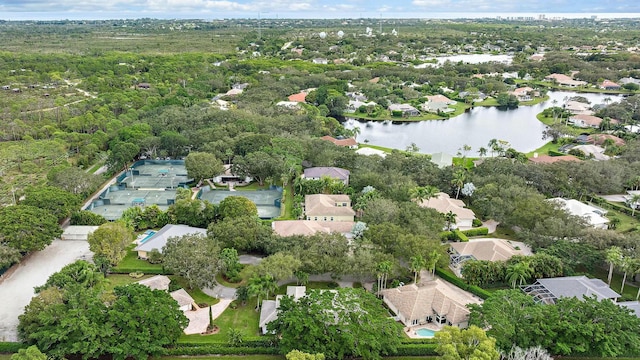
[237,182,270,191]
[474,97,498,107]
[488,224,517,240]
[526,141,561,157]
[519,95,549,106]
[602,204,639,233]
[277,183,294,220]
[179,298,261,343]
[112,247,164,273]
[106,274,152,290]
[216,273,247,288]
[359,143,394,153]
[169,276,220,306]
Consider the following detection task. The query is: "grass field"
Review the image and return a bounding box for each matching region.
[112,248,164,273]
[526,141,561,157]
[169,276,220,306]
[105,274,152,290]
[179,298,261,343]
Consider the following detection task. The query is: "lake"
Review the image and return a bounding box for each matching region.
[345,91,624,155]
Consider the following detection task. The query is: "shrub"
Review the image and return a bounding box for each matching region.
[461,227,489,237]
[453,230,468,242]
[0,342,27,353]
[147,249,164,264]
[165,346,279,355]
[547,150,565,157]
[392,344,438,356]
[472,218,483,227]
[70,210,108,226]
[435,268,490,300]
[128,272,144,278]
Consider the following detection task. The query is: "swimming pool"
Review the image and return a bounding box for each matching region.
[415,328,436,337]
[139,230,156,244]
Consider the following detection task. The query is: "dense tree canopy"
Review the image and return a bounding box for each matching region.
[269,288,401,360]
[162,233,220,289]
[87,222,135,265]
[0,205,62,253]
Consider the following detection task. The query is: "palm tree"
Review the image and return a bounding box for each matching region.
[477,147,487,158]
[352,126,361,141]
[606,246,623,286]
[488,139,498,157]
[620,256,637,295]
[629,194,640,217]
[248,274,278,310]
[410,255,426,284]
[410,185,439,206]
[451,170,466,199]
[506,262,533,288]
[444,211,457,231]
[428,250,442,277]
[376,260,393,296]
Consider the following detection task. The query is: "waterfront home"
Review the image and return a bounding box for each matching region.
[522,276,620,304]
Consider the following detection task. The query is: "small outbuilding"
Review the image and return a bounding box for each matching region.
[60,226,99,241]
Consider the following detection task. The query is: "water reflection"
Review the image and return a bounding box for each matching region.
[345,91,624,155]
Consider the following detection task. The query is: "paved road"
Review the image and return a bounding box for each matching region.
[0,240,92,341]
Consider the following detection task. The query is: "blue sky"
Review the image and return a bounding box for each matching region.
[1,0,640,20]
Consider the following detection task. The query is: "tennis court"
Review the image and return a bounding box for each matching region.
[86,188,176,221]
[200,189,282,219]
[119,162,190,190]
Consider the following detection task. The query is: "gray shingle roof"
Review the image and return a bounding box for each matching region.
[134,224,207,253]
[534,276,620,302]
[303,167,350,181]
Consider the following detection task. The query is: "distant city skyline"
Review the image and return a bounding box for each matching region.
[2,0,640,21]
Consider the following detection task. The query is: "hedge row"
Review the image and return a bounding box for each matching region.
[440,230,467,242]
[400,338,437,344]
[110,267,168,275]
[165,346,279,356]
[0,342,26,353]
[176,338,275,348]
[392,344,438,356]
[435,268,492,300]
[461,227,489,237]
[548,150,565,157]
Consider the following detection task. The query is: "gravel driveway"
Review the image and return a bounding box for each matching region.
[0,240,92,341]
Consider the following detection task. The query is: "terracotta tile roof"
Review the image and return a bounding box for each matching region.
[288,92,307,103]
[586,134,625,146]
[450,238,531,262]
[382,279,482,325]
[529,154,581,164]
[571,114,604,127]
[272,220,355,237]
[418,192,475,221]
[320,135,358,147]
[305,194,355,218]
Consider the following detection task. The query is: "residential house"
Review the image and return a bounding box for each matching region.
[564,101,593,115]
[136,275,195,312]
[388,103,420,117]
[449,238,531,275]
[510,87,536,102]
[600,80,621,90]
[529,154,581,164]
[137,83,151,89]
[381,279,483,328]
[134,224,207,259]
[529,54,545,61]
[619,77,640,86]
[276,101,301,110]
[544,73,587,87]
[619,301,640,318]
[586,134,625,147]
[312,58,328,65]
[421,95,456,113]
[625,125,640,133]
[355,147,387,158]
[213,164,252,185]
[320,135,358,149]
[305,194,355,222]
[170,288,196,312]
[568,114,604,128]
[429,152,453,169]
[288,92,308,103]
[547,198,609,229]
[418,192,476,230]
[522,276,620,304]
[137,275,171,291]
[570,144,610,161]
[259,286,306,334]
[347,100,377,113]
[345,92,368,101]
[272,220,355,238]
[303,167,350,185]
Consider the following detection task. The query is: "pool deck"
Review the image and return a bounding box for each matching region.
[404,323,442,338]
